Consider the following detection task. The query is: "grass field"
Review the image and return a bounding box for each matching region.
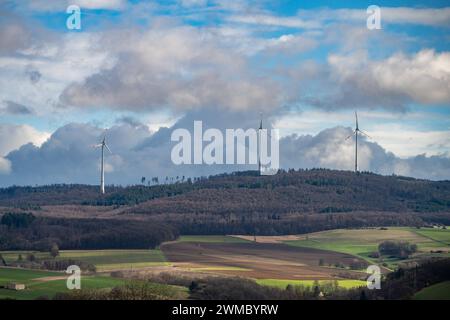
[413,281,450,300]
[413,228,450,246]
[283,227,450,268]
[0,267,126,299]
[0,267,188,300]
[1,249,169,272]
[256,279,366,289]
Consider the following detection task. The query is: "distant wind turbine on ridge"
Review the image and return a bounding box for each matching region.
[93,134,112,194]
[258,112,263,174]
[345,111,370,173]
[257,113,273,175]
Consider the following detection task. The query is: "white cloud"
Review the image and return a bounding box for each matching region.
[294,49,450,111]
[370,126,450,158]
[72,0,127,10]
[0,124,50,156]
[0,157,11,174]
[368,50,450,105]
[20,0,127,11]
[296,7,450,27]
[274,110,450,158]
[228,13,320,29]
[280,126,450,180]
[227,7,450,31]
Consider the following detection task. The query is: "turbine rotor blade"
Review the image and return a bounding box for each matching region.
[345,130,356,140]
[355,111,359,129]
[104,143,112,154]
[359,130,371,139]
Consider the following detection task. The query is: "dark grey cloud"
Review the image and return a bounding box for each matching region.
[0,9,31,55]
[25,68,42,84]
[1,100,34,115]
[0,4,57,56]
[115,116,144,127]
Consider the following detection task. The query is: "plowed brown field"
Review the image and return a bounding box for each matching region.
[161,241,365,280]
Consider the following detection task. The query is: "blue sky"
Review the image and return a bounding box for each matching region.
[0,0,449,184]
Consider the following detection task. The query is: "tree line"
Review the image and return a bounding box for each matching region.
[0,214,178,250]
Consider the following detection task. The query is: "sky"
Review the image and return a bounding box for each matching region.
[0,0,449,186]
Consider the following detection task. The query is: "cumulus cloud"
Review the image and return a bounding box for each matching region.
[329,50,450,105]
[290,49,450,111]
[0,124,49,156]
[0,124,49,176]
[0,157,11,174]
[280,127,450,180]
[0,32,114,117]
[1,118,449,185]
[3,2,448,117]
[60,24,282,112]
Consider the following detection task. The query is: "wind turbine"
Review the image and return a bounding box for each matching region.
[258,113,263,174]
[94,135,112,194]
[256,113,273,175]
[346,111,370,173]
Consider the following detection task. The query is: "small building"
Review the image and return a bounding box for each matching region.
[6,283,25,291]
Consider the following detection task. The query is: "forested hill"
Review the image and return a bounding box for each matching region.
[1,169,450,249]
[1,169,449,214]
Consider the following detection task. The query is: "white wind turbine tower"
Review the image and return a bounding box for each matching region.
[94,135,112,194]
[257,113,272,175]
[345,111,370,173]
[258,112,263,174]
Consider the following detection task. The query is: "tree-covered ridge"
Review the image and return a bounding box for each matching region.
[1,169,450,213]
[129,169,450,217]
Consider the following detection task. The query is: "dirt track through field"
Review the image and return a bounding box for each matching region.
[161,242,365,280]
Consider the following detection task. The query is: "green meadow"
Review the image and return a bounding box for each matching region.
[284,227,450,268]
[413,281,450,300]
[1,249,169,272]
[0,267,126,300]
[0,267,188,300]
[414,228,450,246]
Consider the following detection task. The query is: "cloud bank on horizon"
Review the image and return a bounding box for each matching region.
[0,0,449,185]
